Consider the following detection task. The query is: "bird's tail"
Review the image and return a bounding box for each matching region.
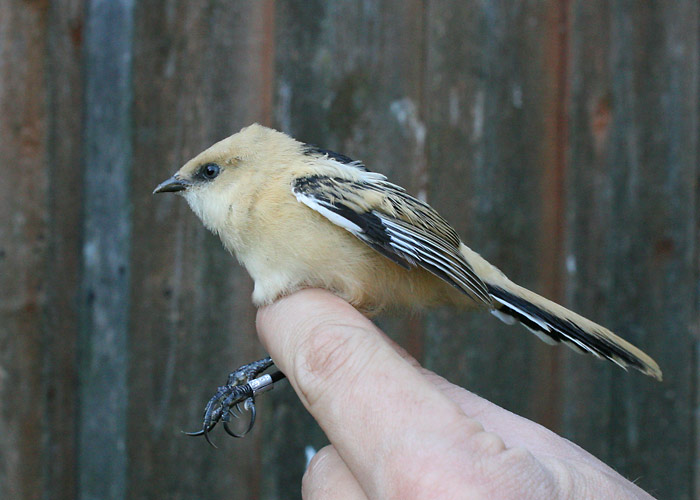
[486,280,662,381]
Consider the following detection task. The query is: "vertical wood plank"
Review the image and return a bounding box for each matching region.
[423,0,566,425]
[43,1,85,498]
[128,1,274,498]
[565,1,698,497]
[562,0,615,463]
[0,2,84,499]
[0,0,696,497]
[0,2,50,498]
[78,0,134,498]
[269,1,428,496]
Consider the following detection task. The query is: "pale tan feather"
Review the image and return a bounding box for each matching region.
[165,123,662,380]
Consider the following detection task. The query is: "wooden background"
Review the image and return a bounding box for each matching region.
[1,0,697,498]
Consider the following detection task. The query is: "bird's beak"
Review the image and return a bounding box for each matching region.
[153,175,191,194]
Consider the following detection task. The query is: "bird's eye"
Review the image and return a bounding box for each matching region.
[201,163,220,180]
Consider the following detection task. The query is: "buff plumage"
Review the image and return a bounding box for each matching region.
[154,123,662,381]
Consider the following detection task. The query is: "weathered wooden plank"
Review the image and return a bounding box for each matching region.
[0,2,50,498]
[269,1,429,496]
[561,0,615,465]
[0,2,84,498]
[78,1,134,499]
[422,0,566,426]
[128,1,274,498]
[565,1,698,498]
[43,2,85,498]
[0,1,695,498]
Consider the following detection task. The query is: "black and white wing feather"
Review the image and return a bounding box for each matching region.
[290,164,662,381]
[292,174,492,306]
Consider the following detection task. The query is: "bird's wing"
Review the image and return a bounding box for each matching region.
[292,174,492,306]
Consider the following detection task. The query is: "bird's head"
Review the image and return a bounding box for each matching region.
[153,123,299,236]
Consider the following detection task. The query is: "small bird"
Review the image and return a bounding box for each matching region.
[154,124,662,439]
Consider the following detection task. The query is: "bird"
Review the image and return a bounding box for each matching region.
[154,123,662,440]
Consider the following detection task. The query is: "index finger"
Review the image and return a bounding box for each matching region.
[256,289,496,498]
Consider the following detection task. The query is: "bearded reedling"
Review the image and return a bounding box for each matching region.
[154,124,662,442]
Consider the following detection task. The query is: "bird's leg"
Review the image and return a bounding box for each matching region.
[185,356,286,445]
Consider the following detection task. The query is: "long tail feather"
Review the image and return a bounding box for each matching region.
[487,283,662,381]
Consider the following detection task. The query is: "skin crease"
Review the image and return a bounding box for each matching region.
[257,290,656,500]
[161,123,660,379]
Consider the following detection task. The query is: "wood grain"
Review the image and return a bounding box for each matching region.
[78,1,134,498]
[0,2,49,498]
[423,0,566,426]
[0,1,86,499]
[0,0,697,498]
[269,1,430,495]
[565,1,698,498]
[127,1,274,498]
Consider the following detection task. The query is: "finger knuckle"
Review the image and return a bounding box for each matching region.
[293,318,375,409]
[466,430,507,457]
[483,447,562,499]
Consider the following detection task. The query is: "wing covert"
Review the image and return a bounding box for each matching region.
[292,174,492,306]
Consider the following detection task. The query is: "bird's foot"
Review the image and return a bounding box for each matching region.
[185,356,286,446]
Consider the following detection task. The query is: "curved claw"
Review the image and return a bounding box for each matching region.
[245,398,257,433]
[230,402,243,418]
[184,429,206,437]
[222,397,257,438]
[223,420,246,438]
[187,359,280,445]
[203,426,216,448]
[221,408,245,438]
[184,426,217,447]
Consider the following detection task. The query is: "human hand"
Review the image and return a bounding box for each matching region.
[256,289,655,500]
